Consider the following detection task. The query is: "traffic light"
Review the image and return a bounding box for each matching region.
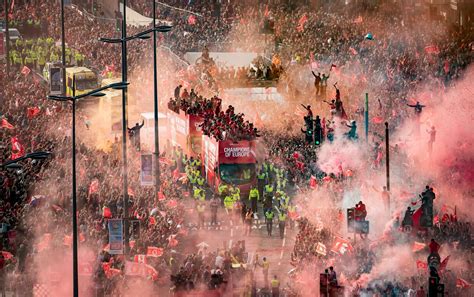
[314,126,322,145]
[429,277,444,297]
[347,208,355,232]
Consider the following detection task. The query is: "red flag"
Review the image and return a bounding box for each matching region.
[424,45,440,55]
[349,47,358,56]
[416,260,428,270]
[147,246,164,257]
[433,215,439,225]
[456,278,472,289]
[168,235,178,247]
[412,207,422,227]
[27,107,41,119]
[439,255,450,272]
[134,254,147,264]
[88,179,99,195]
[372,116,384,124]
[412,241,426,252]
[1,251,14,260]
[102,206,112,219]
[309,175,317,189]
[167,199,178,208]
[11,136,25,160]
[149,216,156,225]
[297,14,308,32]
[188,15,196,25]
[145,264,159,280]
[1,118,14,129]
[158,191,166,201]
[331,237,353,255]
[21,65,31,76]
[128,187,135,197]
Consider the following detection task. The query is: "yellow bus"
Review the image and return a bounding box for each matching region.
[65,67,98,96]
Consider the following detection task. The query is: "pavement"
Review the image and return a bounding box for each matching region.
[181,201,298,289]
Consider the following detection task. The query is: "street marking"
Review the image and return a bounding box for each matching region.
[228,239,233,249]
[230,228,234,238]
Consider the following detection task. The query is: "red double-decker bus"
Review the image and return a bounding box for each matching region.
[202,135,257,194]
[167,109,204,158]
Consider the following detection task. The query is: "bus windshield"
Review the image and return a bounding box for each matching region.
[219,163,255,185]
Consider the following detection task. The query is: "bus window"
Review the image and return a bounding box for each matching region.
[219,163,255,185]
[75,78,98,91]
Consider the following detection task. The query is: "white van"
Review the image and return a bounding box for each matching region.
[1,28,22,42]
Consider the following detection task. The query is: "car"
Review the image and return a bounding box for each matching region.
[1,28,22,42]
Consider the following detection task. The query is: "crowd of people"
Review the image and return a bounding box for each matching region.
[168,86,259,141]
[1,0,473,296]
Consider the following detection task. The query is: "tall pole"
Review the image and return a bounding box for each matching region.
[4,0,10,78]
[152,0,161,192]
[71,75,79,297]
[121,0,130,254]
[61,0,66,95]
[365,93,369,143]
[385,122,390,192]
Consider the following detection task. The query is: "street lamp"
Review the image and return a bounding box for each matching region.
[99,0,171,255]
[1,151,52,169]
[47,78,129,297]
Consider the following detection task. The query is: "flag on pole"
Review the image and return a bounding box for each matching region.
[0,118,14,129]
[439,255,450,272]
[147,246,164,257]
[11,136,25,160]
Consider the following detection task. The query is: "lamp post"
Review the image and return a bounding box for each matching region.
[4,0,10,78]
[48,79,129,297]
[385,122,390,192]
[61,0,66,94]
[152,0,161,195]
[99,2,171,253]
